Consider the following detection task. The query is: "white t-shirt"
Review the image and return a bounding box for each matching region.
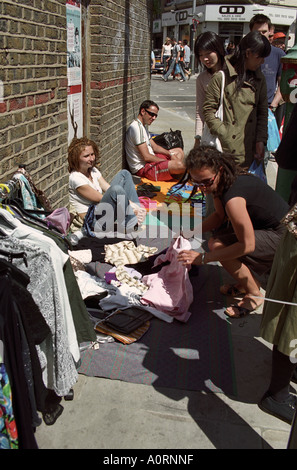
[69,167,102,213]
[163,44,172,56]
[125,119,155,173]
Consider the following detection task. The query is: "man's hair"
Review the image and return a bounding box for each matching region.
[249,14,271,31]
[139,100,159,115]
[68,137,100,173]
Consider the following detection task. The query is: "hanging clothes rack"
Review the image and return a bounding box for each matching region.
[0,176,20,202]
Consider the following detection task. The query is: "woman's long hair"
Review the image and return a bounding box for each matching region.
[68,137,100,173]
[180,145,246,198]
[194,31,225,73]
[229,31,271,93]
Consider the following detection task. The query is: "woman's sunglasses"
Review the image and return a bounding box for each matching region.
[191,174,217,188]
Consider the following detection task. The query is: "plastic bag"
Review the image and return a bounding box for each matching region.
[267,108,281,152]
[45,207,71,235]
[248,159,267,184]
[175,63,181,74]
[200,124,222,151]
[153,129,184,150]
[201,71,225,152]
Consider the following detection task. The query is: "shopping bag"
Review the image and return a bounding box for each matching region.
[153,129,184,150]
[267,108,281,152]
[201,71,225,152]
[248,159,267,184]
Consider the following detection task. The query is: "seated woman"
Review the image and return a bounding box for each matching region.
[68,137,144,235]
[177,146,289,318]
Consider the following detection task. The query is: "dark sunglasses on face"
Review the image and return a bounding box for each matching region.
[145,109,158,118]
[191,174,217,188]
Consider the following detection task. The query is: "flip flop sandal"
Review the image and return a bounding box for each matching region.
[137,183,161,192]
[224,305,253,319]
[220,284,246,296]
[136,188,157,198]
[42,404,64,425]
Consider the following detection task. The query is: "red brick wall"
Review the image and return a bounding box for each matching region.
[0,0,153,207]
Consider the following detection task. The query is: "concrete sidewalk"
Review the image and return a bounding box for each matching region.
[35,99,294,451]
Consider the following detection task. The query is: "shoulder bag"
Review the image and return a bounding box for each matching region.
[200,70,225,152]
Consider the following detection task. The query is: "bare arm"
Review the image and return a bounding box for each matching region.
[76,173,110,203]
[137,142,168,163]
[76,184,103,204]
[178,197,255,265]
[205,197,255,264]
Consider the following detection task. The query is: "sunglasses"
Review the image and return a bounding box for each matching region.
[191,174,217,188]
[145,109,158,118]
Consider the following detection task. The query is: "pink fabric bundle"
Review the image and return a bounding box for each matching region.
[45,207,70,235]
[141,236,193,322]
[138,196,158,211]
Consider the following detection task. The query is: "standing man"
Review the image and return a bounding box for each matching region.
[249,14,285,115]
[125,100,185,181]
[183,39,191,70]
[183,39,192,79]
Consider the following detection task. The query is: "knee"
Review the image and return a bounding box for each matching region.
[109,184,124,196]
[119,169,130,177]
[119,169,132,181]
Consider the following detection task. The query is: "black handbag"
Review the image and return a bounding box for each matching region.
[87,306,153,334]
[153,128,184,150]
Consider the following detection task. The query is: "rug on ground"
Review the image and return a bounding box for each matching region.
[78,261,237,396]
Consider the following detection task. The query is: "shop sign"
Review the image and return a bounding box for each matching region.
[205,4,296,25]
[162,8,194,26]
[153,20,162,34]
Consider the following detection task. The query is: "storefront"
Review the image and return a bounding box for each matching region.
[160,3,297,51]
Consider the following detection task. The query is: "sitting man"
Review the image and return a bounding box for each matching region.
[125,100,185,181]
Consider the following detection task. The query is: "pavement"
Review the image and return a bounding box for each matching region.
[35,74,295,451]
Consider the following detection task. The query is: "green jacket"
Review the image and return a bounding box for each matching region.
[203,57,268,167]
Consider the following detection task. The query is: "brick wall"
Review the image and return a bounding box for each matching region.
[88,0,152,179]
[0,0,153,207]
[0,0,69,207]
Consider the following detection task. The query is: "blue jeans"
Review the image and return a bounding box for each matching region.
[99,170,139,232]
[163,59,186,81]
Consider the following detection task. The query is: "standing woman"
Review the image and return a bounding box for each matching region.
[160,38,172,76]
[194,32,225,148]
[203,31,270,168]
[68,137,143,234]
[177,146,289,318]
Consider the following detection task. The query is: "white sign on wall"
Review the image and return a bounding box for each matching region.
[67,1,83,142]
[162,4,297,26]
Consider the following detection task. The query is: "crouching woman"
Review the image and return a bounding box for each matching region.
[177,146,289,318]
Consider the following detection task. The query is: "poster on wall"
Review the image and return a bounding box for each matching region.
[66,1,83,142]
[67,84,83,144]
[67,1,81,85]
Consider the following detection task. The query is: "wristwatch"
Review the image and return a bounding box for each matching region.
[269,105,277,112]
[194,135,201,140]
[201,253,207,264]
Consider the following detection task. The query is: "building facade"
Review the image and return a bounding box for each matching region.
[0,0,153,208]
[153,1,297,57]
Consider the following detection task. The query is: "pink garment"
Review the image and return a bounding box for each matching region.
[141,236,193,322]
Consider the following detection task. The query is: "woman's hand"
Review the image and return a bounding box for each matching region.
[177,250,203,266]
